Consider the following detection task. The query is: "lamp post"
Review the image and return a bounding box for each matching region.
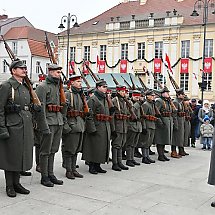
[58,13,79,77]
[191,0,215,102]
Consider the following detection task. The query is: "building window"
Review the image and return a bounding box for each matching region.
[12,41,18,55]
[121,43,128,60]
[100,45,107,60]
[180,73,189,91]
[84,46,90,61]
[70,47,76,61]
[3,60,8,73]
[205,39,213,57]
[155,42,163,58]
[138,43,145,60]
[36,61,41,74]
[205,73,212,91]
[181,40,190,58]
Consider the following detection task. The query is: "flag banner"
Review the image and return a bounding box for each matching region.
[180,58,189,74]
[165,53,173,74]
[97,55,100,68]
[98,60,106,73]
[154,58,162,73]
[83,61,89,74]
[120,59,128,73]
[204,57,212,73]
[69,61,75,75]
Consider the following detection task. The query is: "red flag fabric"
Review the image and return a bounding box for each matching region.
[154,58,162,73]
[83,61,89,74]
[69,61,75,75]
[98,60,105,73]
[165,53,173,74]
[204,57,212,73]
[120,60,127,73]
[180,58,189,74]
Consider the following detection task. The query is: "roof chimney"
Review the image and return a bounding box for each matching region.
[140,0,147,5]
[0,14,8,20]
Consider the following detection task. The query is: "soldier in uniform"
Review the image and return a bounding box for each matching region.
[171,88,186,158]
[140,89,157,164]
[125,90,142,167]
[208,131,215,207]
[0,60,45,197]
[184,96,192,147]
[62,75,85,179]
[111,85,129,171]
[154,87,173,161]
[82,80,113,174]
[36,64,64,187]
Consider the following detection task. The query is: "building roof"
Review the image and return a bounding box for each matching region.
[59,0,215,36]
[0,16,27,27]
[2,26,57,58]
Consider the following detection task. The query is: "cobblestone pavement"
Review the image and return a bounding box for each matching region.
[0,143,214,215]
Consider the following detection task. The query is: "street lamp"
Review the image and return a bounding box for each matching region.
[58,13,79,77]
[190,0,215,102]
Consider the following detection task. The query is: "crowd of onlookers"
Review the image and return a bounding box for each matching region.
[190,99,214,150]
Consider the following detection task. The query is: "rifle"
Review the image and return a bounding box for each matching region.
[1,35,41,106]
[111,74,119,85]
[44,32,66,105]
[134,71,148,92]
[84,60,100,82]
[166,69,179,90]
[129,74,136,90]
[78,68,91,89]
[121,75,132,89]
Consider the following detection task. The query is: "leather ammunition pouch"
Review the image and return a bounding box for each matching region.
[115,114,129,120]
[67,110,85,118]
[161,112,172,117]
[96,114,113,122]
[178,112,186,117]
[145,115,158,122]
[47,104,63,112]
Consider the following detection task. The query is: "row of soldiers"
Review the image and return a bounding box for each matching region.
[0,59,192,198]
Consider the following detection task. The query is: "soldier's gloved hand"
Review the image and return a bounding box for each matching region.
[31,104,42,112]
[142,129,147,135]
[0,131,10,140]
[41,129,51,135]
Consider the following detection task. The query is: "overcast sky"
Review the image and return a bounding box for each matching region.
[1,0,122,33]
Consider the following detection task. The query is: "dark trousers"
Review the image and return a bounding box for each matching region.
[40,125,63,177]
[4,171,20,186]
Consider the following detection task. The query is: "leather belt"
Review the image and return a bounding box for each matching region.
[96,114,113,122]
[47,104,63,112]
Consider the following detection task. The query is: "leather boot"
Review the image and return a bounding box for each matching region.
[126,160,135,167]
[41,176,54,187]
[141,148,151,164]
[131,148,140,165]
[171,151,181,158]
[66,171,75,179]
[73,170,84,178]
[14,183,30,194]
[211,201,215,207]
[163,154,170,161]
[134,148,142,158]
[112,148,121,171]
[146,148,155,163]
[157,145,166,161]
[6,186,16,198]
[117,149,129,170]
[95,163,107,173]
[178,147,186,156]
[126,147,135,167]
[89,162,98,174]
[20,171,32,176]
[48,175,63,185]
[180,147,189,156]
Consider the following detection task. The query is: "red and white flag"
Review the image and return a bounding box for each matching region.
[154,58,162,73]
[83,61,89,74]
[165,53,173,74]
[69,61,75,75]
[180,58,189,74]
[98,60,106,73]
[204,57,212,73]
[120,60,128,73]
